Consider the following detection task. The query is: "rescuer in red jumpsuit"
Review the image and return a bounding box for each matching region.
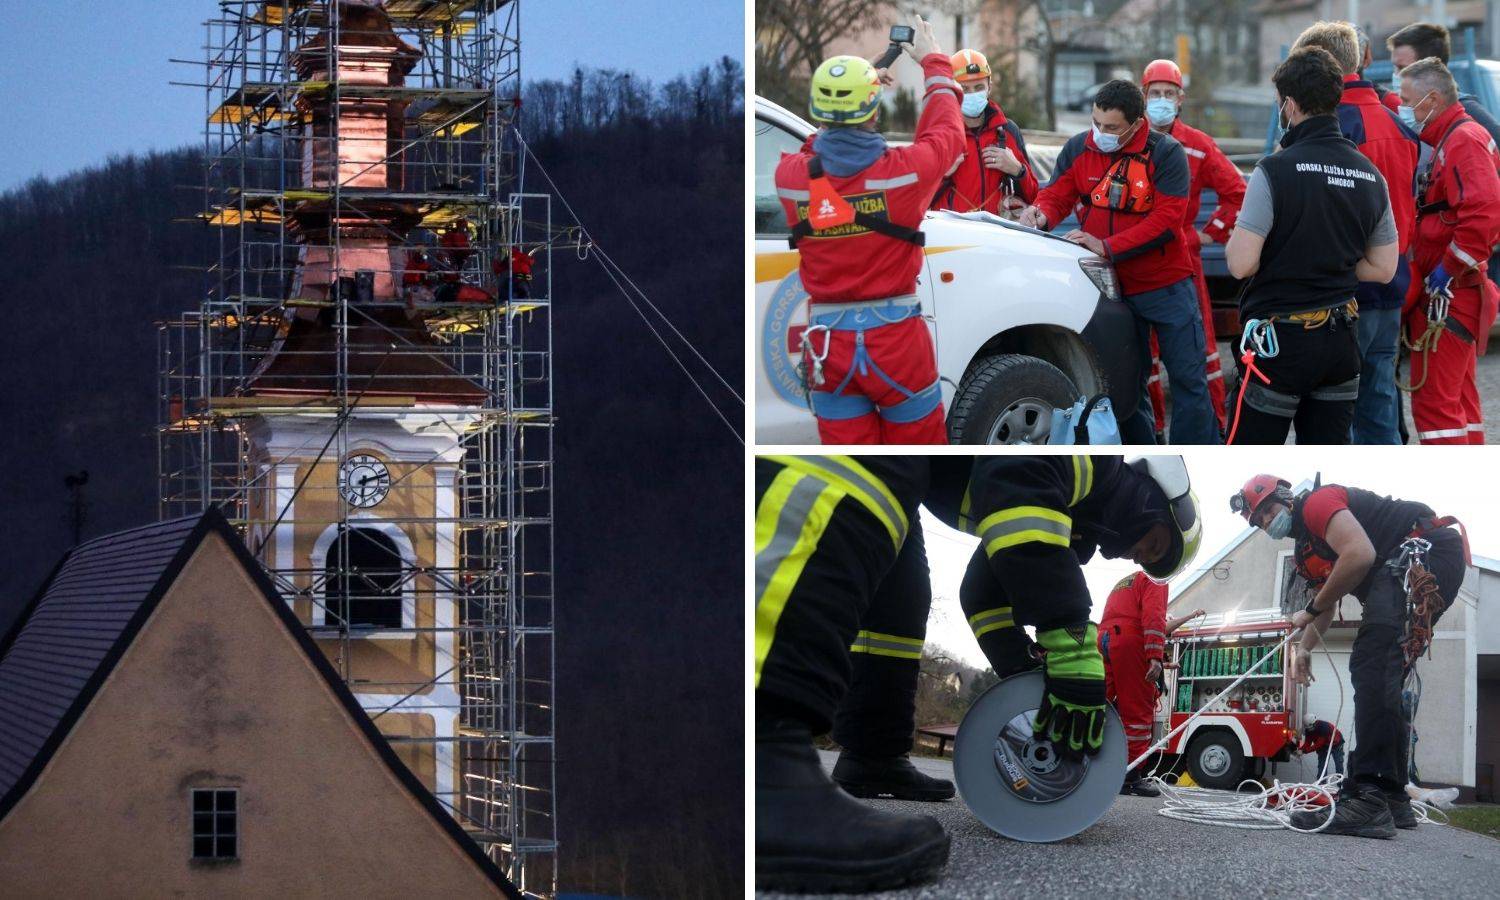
[1098,570,1204,795]
[1139,59,1244,439]
[774,18,964,444]
[929,49,1038,218]
[1399,59,1500,444]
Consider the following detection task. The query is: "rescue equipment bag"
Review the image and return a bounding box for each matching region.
[1087,131,1161,214]
[1047,394,1122,445]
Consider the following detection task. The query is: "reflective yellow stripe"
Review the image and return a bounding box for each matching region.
[753,471,847,688]
[958,485,974,535]
[849,630,924,659]
[975,505,1073,556]
[763,455,907,549]
[1070,456,1094,505]
[967,606,1015,638]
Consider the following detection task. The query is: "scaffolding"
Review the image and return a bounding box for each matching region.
[158,2,554,893]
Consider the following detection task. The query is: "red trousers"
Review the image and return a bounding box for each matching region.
[809,315,947,444]
[1148,261,1226,435]
[1100,628,1157,766]
[1409,286,1489,444]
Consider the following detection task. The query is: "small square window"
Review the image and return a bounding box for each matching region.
[190,789,238,860]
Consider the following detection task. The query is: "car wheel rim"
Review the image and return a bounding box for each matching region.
[987,397,1055,445]
[1201,745,1231,777]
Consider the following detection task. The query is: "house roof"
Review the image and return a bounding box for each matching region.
[0,508,518,898]
[1167,479,1315,607]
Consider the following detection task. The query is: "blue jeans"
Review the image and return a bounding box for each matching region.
[1351,256,1409,444]
[1352,305,1402,444]
[1122,279,1220,445]
[1316,743,1346,777]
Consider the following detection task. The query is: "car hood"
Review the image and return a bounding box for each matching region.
[923,210,1096,263]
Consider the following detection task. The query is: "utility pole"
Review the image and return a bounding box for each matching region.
[63,470,89,547]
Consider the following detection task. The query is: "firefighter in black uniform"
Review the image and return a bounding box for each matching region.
[827,456,1203,801]
[829,523,955,801]
[1232,474,1468,836]
[1223,47,1399,444]
[753,455,947,893]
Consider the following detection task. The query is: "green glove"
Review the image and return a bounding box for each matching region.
[1034,623,1107,759]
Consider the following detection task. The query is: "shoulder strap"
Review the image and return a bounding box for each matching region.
[789,154,927,248]
[1417,117,1474,216]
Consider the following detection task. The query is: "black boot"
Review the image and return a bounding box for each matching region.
[1119,773,1161,797]
[757,718,950,893]
[832,750,956,801]
[1386,792,1419,829]
[1288,783,1396,838]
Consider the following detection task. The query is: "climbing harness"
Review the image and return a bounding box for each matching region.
[796,298,942,424]
[1398,283,1456,393]
[1226,318,1278,444]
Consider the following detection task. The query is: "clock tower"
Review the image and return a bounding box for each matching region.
[160,1,555,892]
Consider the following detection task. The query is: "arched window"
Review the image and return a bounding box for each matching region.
[323,527,404,628]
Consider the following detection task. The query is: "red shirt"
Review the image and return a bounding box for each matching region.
[1100,571,1168,661]
[1412,101,1500,286]
[1035,123,1193,295]
[774,54,964,303]
[1300,485,1351,540]
[1165,118,1245,247]
[931,101,1039,214]
[1337,75,1420,254]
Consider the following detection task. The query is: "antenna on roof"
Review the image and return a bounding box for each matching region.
[63,470,89,547]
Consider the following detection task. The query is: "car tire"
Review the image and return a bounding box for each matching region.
[1185,731,1247,790]
[948,353,1077,444]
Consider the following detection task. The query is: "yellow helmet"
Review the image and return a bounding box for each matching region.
[809,55,882,125]
[951,49,992,84]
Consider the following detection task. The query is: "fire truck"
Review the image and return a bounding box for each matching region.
[1155,614,1302,789]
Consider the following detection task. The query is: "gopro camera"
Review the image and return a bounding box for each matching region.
[873,24,915,69]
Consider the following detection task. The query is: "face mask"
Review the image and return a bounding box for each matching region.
[1398,104,1418,130]
[1266,507,1294,540]
[961,92,989,117]
[1092,123,1124,152]
[1391,70,1402,93]
[1146,97,1178,127]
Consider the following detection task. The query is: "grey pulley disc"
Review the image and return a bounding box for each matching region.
[953,670,1126,842]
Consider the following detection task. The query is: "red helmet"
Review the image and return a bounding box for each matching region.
[1231,474,1292,520]
[1142,59,1183,89]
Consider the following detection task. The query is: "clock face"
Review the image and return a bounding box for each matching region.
[339,455,391,508]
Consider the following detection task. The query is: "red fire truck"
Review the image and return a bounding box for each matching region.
[1155,616,1302,789]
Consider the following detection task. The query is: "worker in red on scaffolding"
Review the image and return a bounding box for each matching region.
[1139,58,1244,441]
[774,16,963,444]
[1232,473,1468,836]
[929,49,1038,218]
[1398,58,1500,444]
[1098,570,1204,796]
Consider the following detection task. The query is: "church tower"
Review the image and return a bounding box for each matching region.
[160,2,554,893]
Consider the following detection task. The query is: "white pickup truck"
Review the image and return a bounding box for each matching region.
[754,95,1143,444]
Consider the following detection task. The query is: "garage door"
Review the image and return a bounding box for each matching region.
[1277,645,1353,782]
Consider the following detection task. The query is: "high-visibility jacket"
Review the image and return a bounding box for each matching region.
[931,100,1038,214]
[1411,102,1500,291]
[924,455,1124,632]
[1337,75,1420,255]
[1034,123,1192,295]
[1164,118,1244,248]
[774,54,964,303]
[1099,572,1168,662]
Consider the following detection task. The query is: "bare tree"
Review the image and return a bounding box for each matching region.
[755,0,893,109]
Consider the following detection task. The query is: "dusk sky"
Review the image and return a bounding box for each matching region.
[0,0,743,190]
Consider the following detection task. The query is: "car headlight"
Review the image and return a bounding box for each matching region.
[1077,256,1121,302]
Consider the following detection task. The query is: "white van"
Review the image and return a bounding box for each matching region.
[754,95,1143,444]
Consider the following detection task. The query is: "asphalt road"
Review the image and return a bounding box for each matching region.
[757,752,1500,899]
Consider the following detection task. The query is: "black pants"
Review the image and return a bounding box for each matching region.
[831,525,932,757]
[1348,528,1466,793]
[958,543,1086,675]
[754,459,914,733]
[1229,312,1360,444]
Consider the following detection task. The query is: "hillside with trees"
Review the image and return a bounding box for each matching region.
[0,60,743,899]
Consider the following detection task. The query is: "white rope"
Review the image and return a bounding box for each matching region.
[1133,615,1450,831]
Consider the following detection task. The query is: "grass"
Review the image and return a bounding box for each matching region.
[1444,804,1500,839]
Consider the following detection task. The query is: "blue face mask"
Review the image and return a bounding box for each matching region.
[961,92,989,117]
[1397,104,1418,130]
[1092,123,1122,152]
[1145,97,1178,127]
[1266,507,1294,540]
